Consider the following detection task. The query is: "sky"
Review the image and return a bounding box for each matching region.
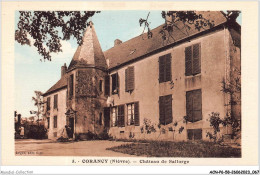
[14,11,241,118]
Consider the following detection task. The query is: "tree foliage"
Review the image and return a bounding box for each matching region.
[15,11,99,61]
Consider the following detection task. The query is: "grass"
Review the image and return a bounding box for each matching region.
[107,140,241,157]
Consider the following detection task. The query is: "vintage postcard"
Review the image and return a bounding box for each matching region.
[1,1,259,171]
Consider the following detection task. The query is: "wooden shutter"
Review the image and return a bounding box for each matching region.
[165,54,172,82]
[118,105,125,127]
[193,129,202,140]
[128,66,135,91]
[125,68,128,92]
[159,55,165,83]
[134,102,139,126]
[104,75,110,96]
[192,89,202,122]
[164,95,173,125]
[54,94,58,109]
[47,97,50,111]
[186,91,193,122]
[187,129,193,140]
[193,43,201,75]
[159,96,165,125]
[185,46,192,76]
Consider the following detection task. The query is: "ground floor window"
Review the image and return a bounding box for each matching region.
[159,95,173,125]
[112,107,118,127]
[187,128,202,140]
[127,103,134,125]
[54,116,57,128]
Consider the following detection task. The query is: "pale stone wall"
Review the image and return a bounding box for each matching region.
[44,89,67,140]
[108,28,238,141]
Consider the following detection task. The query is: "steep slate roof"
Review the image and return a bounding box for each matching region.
[104,11,228,70]
[68,21,107,71]
[42,75,67,96]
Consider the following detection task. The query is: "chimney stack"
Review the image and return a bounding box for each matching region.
[61,63,67,77]
[114,39,122,47]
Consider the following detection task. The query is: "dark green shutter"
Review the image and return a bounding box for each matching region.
[128,66,135,91]
[186,91,193,122]
[193,43,201,75]
[193,129,202,140]
[118,105,125,127]
[159,55,165,83]
[164,95,173,125]
[165,54,172,82]
[159,96,165,124]
[125,69,128,92]
[192,89,202,122]
[134,102,139,126]
[104,75,110,96]
[185,46,192,76]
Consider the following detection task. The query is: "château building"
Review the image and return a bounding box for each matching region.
[42,11,241,141]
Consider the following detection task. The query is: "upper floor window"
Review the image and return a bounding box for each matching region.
[186,89,202,122]
[47,97,51,111]
[159,53,172,83]
[69,74,74,99]
[159,95,173,125]
[54,94,58,109]
[125,66,135,92]
[127,102,139,126]
[185,43,201,76]
[111,73,119,94]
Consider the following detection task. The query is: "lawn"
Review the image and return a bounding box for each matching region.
[107,141,241,157]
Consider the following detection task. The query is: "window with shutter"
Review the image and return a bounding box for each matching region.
[54,94,58,109]
[159,95,172,125]
[111,73,119,94]
[69,74,74,98]
[134,102,139,126]
[159,53,172,83]
[185,43,201,76]
[186,89,202,123]
[54,116,57,128]
[112,107,118,127]
[47,97,50,111]
[125,66,135,92]
[117,105,125,127]
[104,75,110,96]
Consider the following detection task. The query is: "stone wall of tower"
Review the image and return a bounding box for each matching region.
[66,68,108,136]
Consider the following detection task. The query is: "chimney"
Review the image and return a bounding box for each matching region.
[61,63,67,77]
[114,39,122,46]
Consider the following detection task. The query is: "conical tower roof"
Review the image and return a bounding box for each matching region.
[67,21,107,71]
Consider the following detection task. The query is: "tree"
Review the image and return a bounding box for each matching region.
[31,91,45,126]
[15,11,99,61]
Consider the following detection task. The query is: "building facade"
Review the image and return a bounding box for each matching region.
[42,11,241,141]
